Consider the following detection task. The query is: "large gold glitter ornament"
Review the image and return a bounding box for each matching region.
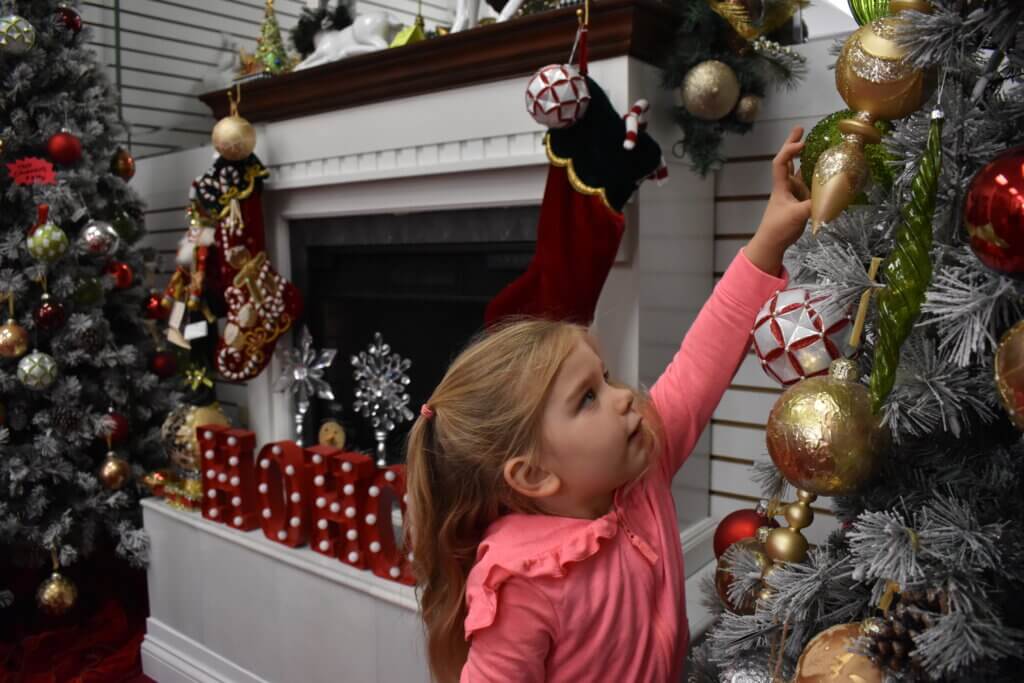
[794,622,884,683]
[811,0,933,232]
[766,358,889,496]
[0,14,36,56]
[36,571,77,616]
[715,537,767,614]
[161,402,231,474]
[995,320,1024,431]
[682,60,741,121]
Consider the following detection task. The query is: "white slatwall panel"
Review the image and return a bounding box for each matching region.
[83,0,454,159]
[710,36,850,535]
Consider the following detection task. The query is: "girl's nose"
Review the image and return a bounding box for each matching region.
[614,386,634,414]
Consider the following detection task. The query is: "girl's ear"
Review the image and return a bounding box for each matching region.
[503,455,560,499]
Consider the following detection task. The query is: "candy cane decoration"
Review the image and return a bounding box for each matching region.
[623,99,649,151]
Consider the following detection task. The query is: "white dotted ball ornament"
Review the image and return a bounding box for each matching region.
[17,351,58,391]
[751,288,856,387]
[524,64,590,129]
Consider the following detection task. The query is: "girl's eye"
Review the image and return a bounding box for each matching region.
[580,388,597,409]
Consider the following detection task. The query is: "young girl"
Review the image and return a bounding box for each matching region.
[406,128,812,682]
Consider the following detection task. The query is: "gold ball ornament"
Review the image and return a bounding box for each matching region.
[715,537,767,614]
[318,419,347,449]
[734,94,762,124]
[161,402,231,474]
[36,571,77,616]
[0,319,30,358]
[212,115,256,161]
[99,452,131,490]
[0,14,36,56]
[794,622,884,683]
[681,60,741,121]
[995,319,1024,431]
[766,359,890,496]
[835,1,934,124]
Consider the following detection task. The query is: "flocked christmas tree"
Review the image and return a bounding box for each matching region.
[692,1,1024,681]
[0,2,175,614]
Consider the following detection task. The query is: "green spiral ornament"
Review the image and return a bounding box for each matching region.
[847,0,890,25]
[869,111,944,413]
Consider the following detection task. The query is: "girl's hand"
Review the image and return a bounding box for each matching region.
[744,126,812,276]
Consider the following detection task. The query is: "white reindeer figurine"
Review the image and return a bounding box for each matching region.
[295,12,402,70]
[452,0,525,32]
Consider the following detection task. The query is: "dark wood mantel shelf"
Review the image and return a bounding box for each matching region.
[199,0,679,124]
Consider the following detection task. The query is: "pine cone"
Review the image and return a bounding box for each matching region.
[78,327,106,354]
[864,588,948,681]
[51,406,81,433]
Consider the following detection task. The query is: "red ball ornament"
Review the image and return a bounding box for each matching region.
[57,4,83,34]
[965,146,1024,278]
[105,410,130,446]
[104,261,134,289]
[150,351,178,379]
[110,147,135,181]
[713,508,778,559]
[47,129,82,165]
[33,294,66,333]
[145,292,170,321]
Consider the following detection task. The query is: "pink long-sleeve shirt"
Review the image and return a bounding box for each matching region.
[460,250,787,682]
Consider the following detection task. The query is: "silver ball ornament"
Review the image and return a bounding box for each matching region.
[79,219,121,256]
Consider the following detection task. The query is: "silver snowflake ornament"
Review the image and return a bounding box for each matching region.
[274,327,336,445]
[352,332,414,465]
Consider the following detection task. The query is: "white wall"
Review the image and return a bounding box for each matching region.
[708,35,850,542]
[83,0,453,159]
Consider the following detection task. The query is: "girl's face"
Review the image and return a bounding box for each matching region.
[536,336,650,515]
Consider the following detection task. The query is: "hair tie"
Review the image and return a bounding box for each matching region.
[420,404,434,420]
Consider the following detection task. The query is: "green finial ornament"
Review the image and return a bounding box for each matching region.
[847,0,891,25]
[869,110,944,412]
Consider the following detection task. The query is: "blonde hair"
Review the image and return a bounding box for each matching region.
[406,318,662,682]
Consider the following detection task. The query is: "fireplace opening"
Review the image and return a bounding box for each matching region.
[290,206,538,462]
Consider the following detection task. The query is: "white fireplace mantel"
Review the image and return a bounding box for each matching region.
[136,54,718,682]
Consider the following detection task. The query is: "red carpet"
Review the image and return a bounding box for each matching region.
[1,546,150,683]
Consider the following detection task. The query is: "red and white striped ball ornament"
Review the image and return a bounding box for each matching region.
[752,288,856,386]
[525,64,590,129]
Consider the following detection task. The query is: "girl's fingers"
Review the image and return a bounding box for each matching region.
[789,173,811,201]
[773,141,805,187]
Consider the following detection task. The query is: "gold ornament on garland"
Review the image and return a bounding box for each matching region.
[734,94,762,123]
[706,0,808,41]
[36,550,77,616]
[811,0,934,232]
[212,86,257,161]
[681,60,741,121]
[794,622,884,683]
[995,319,1024,431]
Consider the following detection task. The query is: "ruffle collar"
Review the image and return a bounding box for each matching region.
[464,484,645,638]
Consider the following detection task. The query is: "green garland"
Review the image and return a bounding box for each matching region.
[661,0,806,176]
[869,113,944,412]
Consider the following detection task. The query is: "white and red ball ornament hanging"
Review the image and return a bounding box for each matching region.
[78,219,120,257]
[0,14,35,56]
[525,63,591,129]
[18,350,58,391]
[752,287,856,387]
[47,129,82,165]
[26,205,69,264]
